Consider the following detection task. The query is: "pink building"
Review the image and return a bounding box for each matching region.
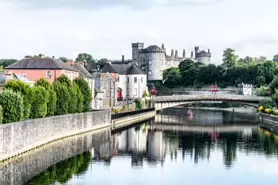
[5,57,79,83]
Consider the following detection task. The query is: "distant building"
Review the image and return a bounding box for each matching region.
[131,42,211,81]
[5,57,79,83]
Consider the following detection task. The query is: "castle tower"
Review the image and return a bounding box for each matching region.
[161,43,165,50]
[175,50,178,58]
[183,49,186,58]
[191,51,194,59]
[132,42,144,63]
[194,46,199,58]
[171,49,174,57]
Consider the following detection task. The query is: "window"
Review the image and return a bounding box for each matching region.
[133,88,137,96]
[141,77,143,83]
[149,61,152,65]
[148,70,152,76]
[127,77,129,83]
[46,71,52,79]
[134,77,137,83]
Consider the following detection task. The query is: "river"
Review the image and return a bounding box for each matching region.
[1,108,278,185]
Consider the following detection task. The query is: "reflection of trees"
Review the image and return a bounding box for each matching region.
[25,152,92,185]
[258,129,278,156]
[222,134,237,168]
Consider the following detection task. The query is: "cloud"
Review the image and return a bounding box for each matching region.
[3,0,224,10]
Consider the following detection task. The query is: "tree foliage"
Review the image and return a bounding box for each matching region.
[4,80,32,119]
[54,82,70,115]
[0,59,17,68]
[30,86,49,119]
[75,53,95,64]
[74,77,92,112]
[0,90,24,123]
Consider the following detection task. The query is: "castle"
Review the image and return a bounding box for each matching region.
[131,42,211,81]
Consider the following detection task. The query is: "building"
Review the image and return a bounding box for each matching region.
[99,72,117,108]
[102,59,148,100]
[131,42,211,81]
[5,57,79,83]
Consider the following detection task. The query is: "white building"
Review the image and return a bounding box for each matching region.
[102,60,148,100]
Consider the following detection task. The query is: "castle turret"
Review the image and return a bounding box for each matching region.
[132,42,144,63]
[175,50,178,58]
[194,46,199,58]
[171,49,174,57]
[183,49,186,58]
[161,43,165,50]
[191,51,194,59]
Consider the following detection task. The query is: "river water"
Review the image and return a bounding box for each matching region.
[1,108,278,185]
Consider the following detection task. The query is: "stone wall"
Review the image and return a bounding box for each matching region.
[259,113,278,134]
[0,109,111,162]
[0,128,112,185]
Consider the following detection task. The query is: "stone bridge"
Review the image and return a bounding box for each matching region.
[154,94,271,110]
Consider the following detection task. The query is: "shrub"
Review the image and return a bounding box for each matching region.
[256,76,266,86]
[75,85,84,113]
[4,80,32,119]
[35,78,57,116]
[274,109,278,115]
[54,82,70,115]
[259,99,276,108]
[30,86,49,119]
[265,109,272,114]
[68,84,78,113]
[258,106,264,112]
[256,86,269,96]
[112,108,121,113]
[0,106,3,124]
[0,90,24,123]
[74,77,92,112]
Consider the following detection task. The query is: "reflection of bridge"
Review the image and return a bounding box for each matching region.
[154,94,271,110]
[152,124,257,133]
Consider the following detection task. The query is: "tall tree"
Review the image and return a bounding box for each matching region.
[58,57,69,63]
[75,53,95,64]
[222,48,238,68]
[0,59,17,68]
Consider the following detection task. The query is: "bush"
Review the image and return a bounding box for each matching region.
[265,109,272,114]
[74,77,92,112]
[75,85,84,113]
[258,106,264,112]
[256,86,269,96]
[0,106,3,124]
[4,80,32,119]
[30,86,49,119]
[259,99,276,108]
[273,109,278,115]
[54,82,70,115]
[35,78,57,116]
[0,90,24,123]
[68,84,78,113]
[272,91,278,107]
[256,76,266,86]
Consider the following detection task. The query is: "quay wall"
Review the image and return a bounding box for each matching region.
[0,110,111,162]
[259,113,278,134]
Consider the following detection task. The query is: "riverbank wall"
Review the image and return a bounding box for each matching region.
[258,113,278,134]
[0,110,111,162]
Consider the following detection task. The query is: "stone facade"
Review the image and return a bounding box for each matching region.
[0,110,111,162]
[132,43,211,81]
[99,73,117,108]
[238,83,253,96]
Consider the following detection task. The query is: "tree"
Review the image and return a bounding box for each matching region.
[35,78,57,116]
[75,53,95,64]
[273,54,278,62]
[54,82,70,115]
[97,58,108,67]
[222,48,238,68]
[68,84,78,113]
[256,76,266,86]
[58,57,69,63]
[164,68,181,88]
[0,90,24,123]
[0,59,17,68]
[76,86,84,113]
[4,80,32,119]
[30,86,49,119]
[74,77,92,112]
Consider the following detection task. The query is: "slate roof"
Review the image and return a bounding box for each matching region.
[110,63,145,75]
[101,63,117,73]
[72,63,92,78]
[146,45,161,51]
[5,57,78,71]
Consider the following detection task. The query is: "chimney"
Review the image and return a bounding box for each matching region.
[175,50,178,58]
[122,55,125,62]
[183,49,186,58]
[171,49,174,57]
[161,43,165,49]
[52,56,55,59]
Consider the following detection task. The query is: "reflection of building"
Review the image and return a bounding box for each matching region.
[147,131,165,162]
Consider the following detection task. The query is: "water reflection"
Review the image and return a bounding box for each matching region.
[3,108,278,185]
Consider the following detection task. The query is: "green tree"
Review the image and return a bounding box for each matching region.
[256,76,266,86]
[35,78,57,116]
[4,80,32,119]
[97,58,108,67]
[0,90,24,123]
[0,59,17,68]
[75,53,95,64]
[0,106,3,124]
[54,82,70,115]
[74,77,92,112]
[68,84,78,113]
[164,68,181,88]
[76,86,84,113]
[273,54,278,62]
[30,86,49,119]
[222,48,238,68]
[58,57,69,63]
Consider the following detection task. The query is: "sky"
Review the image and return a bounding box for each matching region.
[0,0,278,64]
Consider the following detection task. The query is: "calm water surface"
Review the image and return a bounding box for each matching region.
[21,109,278,184]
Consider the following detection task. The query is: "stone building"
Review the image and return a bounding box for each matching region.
[131,42,211,81]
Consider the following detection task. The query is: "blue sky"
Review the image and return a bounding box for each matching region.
[0,0,278,64]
